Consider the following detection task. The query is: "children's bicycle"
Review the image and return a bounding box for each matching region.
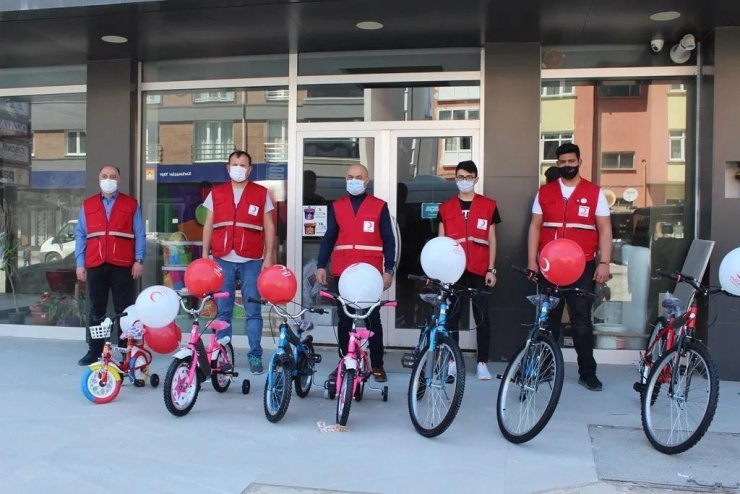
[640,269,736,454]
[81,312,159,404]
[163,291,249,417]
[320,290,396,426]
[402,274,488,438]
[496,266,594,444]
[247,297,326,423]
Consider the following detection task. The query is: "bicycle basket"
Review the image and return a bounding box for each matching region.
[89,318,113,339]
[661,292,683,317]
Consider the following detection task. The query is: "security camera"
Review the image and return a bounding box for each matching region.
[650,34,664,53]
[670,34,697,64]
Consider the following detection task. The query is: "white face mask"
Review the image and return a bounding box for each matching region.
[100,179,118,194]
[229,165,248,182]
[346,178,366,196]
[456,180,475,193]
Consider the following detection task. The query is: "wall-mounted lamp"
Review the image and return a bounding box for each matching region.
[670,34,696,64]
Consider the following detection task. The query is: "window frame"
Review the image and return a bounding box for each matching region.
[601,151,635,170]
[65,130,86,157]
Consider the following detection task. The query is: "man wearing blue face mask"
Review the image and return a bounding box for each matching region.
[315,164,396,382]
[438,160,500,380]
[75,165,146,365]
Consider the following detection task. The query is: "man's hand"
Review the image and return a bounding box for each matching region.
[315,268,327,286]
[484,272,497,287]
[382,272,393,290]
[526,260,539,281]
[76,267,86,282]
[594,263,610,283]
[131,262,143,280]
[262,253,274,270]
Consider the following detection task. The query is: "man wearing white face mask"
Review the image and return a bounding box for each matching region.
[315,164,396,382]
[202,150,275,375]
[438,160,499,380]
[75,165,146,365]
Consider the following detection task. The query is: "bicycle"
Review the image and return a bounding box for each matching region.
[163,290,250,417]
[320,290,395,426]
[81,312,159,404]
[640,269,736,454]
[402,274,488,438]
[247,297,326,423]
[496,266,594,444]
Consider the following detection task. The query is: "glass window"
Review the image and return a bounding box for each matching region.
[541,81,574,97]
[598,84,642,98]
[143,54,288,82]
[0,65,86,88]
[65,131,86,156]
[193,121,234,162]
[602,152,634,169]
[669,130,685,161]
[193,91,235,103]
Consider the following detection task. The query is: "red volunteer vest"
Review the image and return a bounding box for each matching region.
[538,178,600,261]
[211,181,268,259]
[83,193,137,268]
[330,195,385,276]
[439,194,496,276]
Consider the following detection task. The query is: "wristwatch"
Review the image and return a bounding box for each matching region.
[487,268,497,274]
[135,259,143,264]
[384,268,395,275]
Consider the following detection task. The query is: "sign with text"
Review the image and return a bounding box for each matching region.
[421,202,441,219]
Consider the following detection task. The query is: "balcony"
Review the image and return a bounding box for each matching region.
[192,143,233,162]
[264,140,288,162]
[265,89,289,101]
[145,144,162,164]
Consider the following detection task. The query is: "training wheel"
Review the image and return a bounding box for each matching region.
[150,373,160,388]
[242,379,251,395]
[382,386,389,402]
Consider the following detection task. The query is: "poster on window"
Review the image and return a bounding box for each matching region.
[303,205,327,237]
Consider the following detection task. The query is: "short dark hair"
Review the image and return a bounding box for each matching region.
[455,160,478,177]
[228,150,252,165]
[556,142,580,160]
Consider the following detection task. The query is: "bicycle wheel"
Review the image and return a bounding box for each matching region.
[641,340,719,454]
[211,342,234,393]
[636,317,668,393]
[407,333,465,438]
[81,363,122,404]
[336,367,355,426]
[294,342,314,398]
[163,357,200,417]
[497,332,564,444]
[264,359,292,423]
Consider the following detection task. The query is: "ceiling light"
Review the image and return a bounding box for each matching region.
[650,11,681,22]
[101,35,128,44]
[670,34,696,64]
[356,21,384,30]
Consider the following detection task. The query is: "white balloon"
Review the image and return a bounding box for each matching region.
[120,304,141,333]
[420,237,466,283]
[338,262,384,309]
[719,247,740,296]
[135,285,180,328]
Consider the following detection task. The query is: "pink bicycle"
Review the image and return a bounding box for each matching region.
[320,290,396,426]
[163,290,250,417]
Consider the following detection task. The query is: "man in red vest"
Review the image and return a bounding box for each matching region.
[75,165,146,365]
[202,150,275,375]
[315,164,396,382]
[527,143,613,391]
[438,160,499,380]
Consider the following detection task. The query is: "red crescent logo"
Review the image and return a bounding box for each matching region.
[149,291,162,302]
[541,258,551,272]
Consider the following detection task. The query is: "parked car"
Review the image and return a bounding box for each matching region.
[40,220,77,263]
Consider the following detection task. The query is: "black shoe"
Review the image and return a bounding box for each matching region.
[77,350,99,366]
[327,369,338,381]
[579,374,603,391]
[373,367,387,383]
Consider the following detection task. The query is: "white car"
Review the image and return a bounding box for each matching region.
[40,220,77,263]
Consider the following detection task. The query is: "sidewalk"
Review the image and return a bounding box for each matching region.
[1,336,738,494]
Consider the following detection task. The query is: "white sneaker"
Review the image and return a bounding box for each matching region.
[477,362,492,380]
[447,358,457,377]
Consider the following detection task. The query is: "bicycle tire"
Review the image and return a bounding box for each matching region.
[264,360,292,423]
[163,356,200,417]
[641,340,719,454]
[496,332,564,443]
[636,317,668,393]
[81,363,122,404]
[407,333,465,438]
[336,368,355,426]
[211,342,234,393]
[294,342,314,398]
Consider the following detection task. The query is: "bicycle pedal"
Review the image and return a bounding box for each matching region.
[230,371,239,378]
[401,353,416,369]
[220,363,234,373]
[133,379,145,388]
[496,374,503,380]
[310,353,322,364]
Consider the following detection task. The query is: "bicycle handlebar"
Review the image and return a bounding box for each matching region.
[247,296,327,319]
[407,273,492,297]
[655,269,738,298]
[319,290,396,320]
[511,265,596,299]
[177,290,230,316]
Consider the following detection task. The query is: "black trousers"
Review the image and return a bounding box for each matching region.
[544,260,598,378]
[446,270,491,363]
[85,263,136,352]
[333,279,384,368]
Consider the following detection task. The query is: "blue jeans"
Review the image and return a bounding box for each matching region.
[215,258,263,360]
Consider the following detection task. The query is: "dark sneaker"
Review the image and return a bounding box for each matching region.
[77,350,99,366]
[579,374,603,391]
[373,367,387,383]
[248,355,264,375]
[327,368,338,381]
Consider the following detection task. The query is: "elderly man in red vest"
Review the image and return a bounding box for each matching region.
[315,164,396,382]
[202,150,275,375]
[527,142,613,391]
[75,165,145,365]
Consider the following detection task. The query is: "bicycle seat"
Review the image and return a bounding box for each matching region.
[208,319,230,333]
[419,292,442,306]
[353,328,374,340]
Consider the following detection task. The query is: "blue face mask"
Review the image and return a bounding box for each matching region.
[346,178,366,196]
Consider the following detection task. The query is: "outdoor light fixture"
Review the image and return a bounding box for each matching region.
[649,11,681,22]
[669,34,696,64]
[356,21,384,30]
[101,35,128,44]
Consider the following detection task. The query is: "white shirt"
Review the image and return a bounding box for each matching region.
[532,178,610,216]
[203,184,274,262]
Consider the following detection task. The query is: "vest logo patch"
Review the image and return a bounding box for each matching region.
[248,204,260,216]
[578,205,590,217]
[363,221,375,233]
[477,218,488,230]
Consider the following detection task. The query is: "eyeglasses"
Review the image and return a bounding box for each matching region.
[455,175,476,183]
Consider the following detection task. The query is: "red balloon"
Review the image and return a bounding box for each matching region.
[184,258,224,298]
[539,239,586,286]
[143,322,182,354]
[257,265,297,305]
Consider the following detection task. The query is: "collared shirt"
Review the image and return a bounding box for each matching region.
[74,192,146,268]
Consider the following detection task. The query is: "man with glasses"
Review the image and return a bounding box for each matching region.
[438,160,499,380]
